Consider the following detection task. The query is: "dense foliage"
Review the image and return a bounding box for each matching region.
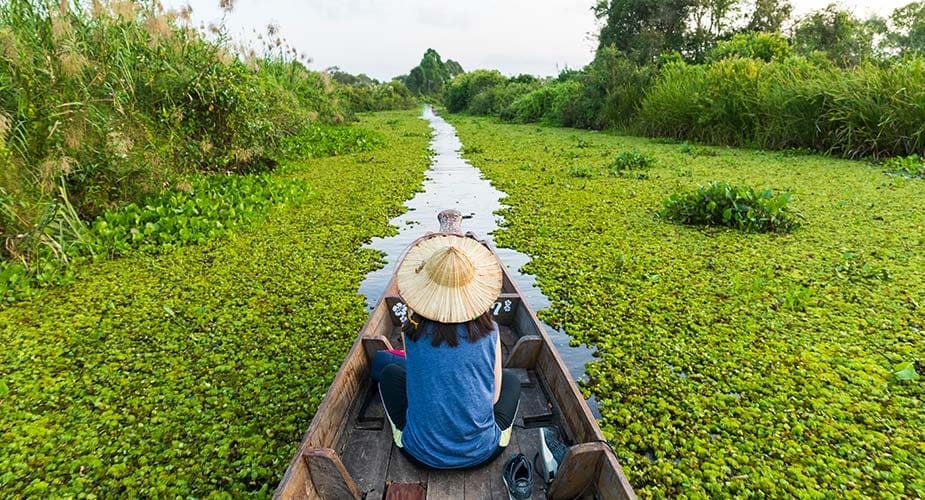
[0,110,433,495]
[1,174,300,303]
[660,182,801,233]
[449,114,925,497]
[444,2,925,160]
[398,48,463,96]
[0,0,412,277]
[639,56,925,158]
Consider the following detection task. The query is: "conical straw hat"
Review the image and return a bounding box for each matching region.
[396,234,503,323]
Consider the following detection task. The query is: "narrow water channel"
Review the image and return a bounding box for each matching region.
[358,105,599,416]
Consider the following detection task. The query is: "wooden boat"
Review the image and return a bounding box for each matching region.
[275,227,636,499]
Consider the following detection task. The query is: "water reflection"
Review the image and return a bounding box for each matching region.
[358,105,599,416]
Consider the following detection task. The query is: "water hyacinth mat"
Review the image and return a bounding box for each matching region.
[0,110,432,496]
[448,114,925,498]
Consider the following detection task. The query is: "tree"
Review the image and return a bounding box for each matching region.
[594,0,698,63]
[445,59,464,77]
[401,49,462,96]
[792,4,876,66]
[595,0,774,63]
[326,67,377,87]
[886,2,925,55]
[746,0,792,32]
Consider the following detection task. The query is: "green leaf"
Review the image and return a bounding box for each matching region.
[894,362,919,381]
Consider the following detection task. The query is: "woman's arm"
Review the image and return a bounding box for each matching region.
[493,332,502,404]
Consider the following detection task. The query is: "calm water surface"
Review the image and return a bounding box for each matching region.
[358,105,599,416]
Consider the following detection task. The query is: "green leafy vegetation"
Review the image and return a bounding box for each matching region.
[397,48,463,96]
[609,150,656,176]
[0,0,410,276]
[1,116,386,304]
[328,68,417,112]
[1,174,304,303]
[660,182,801,233]
[0,110,432,496]
[89,176,302,257]
[708,32,792,62]
[883,154,925,178]
[443,2,925,159]
[567,166,595,178]
[279,124,384,160]
[448,114,925,497]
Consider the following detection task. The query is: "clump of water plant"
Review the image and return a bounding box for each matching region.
[568,166,595,178]
[882,155,925,178]
[679,143,717,157]
[608,150,656,176]
[659,182,801,232]
[90,175,302,257]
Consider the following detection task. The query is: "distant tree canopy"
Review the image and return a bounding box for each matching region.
[594,0,695,63]
[591,0,925,67]
[593,0,794,63]
[326,67,378,87]
[791,4,879,67]
[886,1,925,56]
[746,0,792,32]
[399,49,464,96]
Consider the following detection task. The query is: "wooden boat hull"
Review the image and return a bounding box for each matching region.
[275,234,635,499]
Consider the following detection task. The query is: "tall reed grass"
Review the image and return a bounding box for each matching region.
[639,56,925,158]
[0,0,352,268]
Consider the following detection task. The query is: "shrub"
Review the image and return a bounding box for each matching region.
[506,80,582,124]
[338,80,416,113]
[640,56,925,158]
[442,70,506,113]
[659,182,802,232]
[575,47,657,129]
[477,82,540,117]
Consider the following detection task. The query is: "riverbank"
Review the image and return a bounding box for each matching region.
[0,110,431,496]
[447,115,925,497]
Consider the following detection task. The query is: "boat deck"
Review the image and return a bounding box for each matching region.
[335,325,581,500]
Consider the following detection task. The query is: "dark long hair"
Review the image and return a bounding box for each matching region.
[403,310,495,347]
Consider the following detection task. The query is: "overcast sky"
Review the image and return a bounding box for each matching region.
[161,0,913,81]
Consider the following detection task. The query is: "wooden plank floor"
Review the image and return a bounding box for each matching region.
[340,373,556,499]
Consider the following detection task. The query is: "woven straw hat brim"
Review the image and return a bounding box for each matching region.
[396,235,502,323]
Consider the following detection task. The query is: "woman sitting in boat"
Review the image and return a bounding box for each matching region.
[378,228,521,470]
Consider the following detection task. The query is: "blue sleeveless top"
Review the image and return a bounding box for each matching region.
[401,322,501,469]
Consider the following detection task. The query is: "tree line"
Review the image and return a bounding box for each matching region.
[441,2,925,159]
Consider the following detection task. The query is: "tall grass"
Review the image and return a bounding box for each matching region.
[639,56,925,158]
[0,0,356,268]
